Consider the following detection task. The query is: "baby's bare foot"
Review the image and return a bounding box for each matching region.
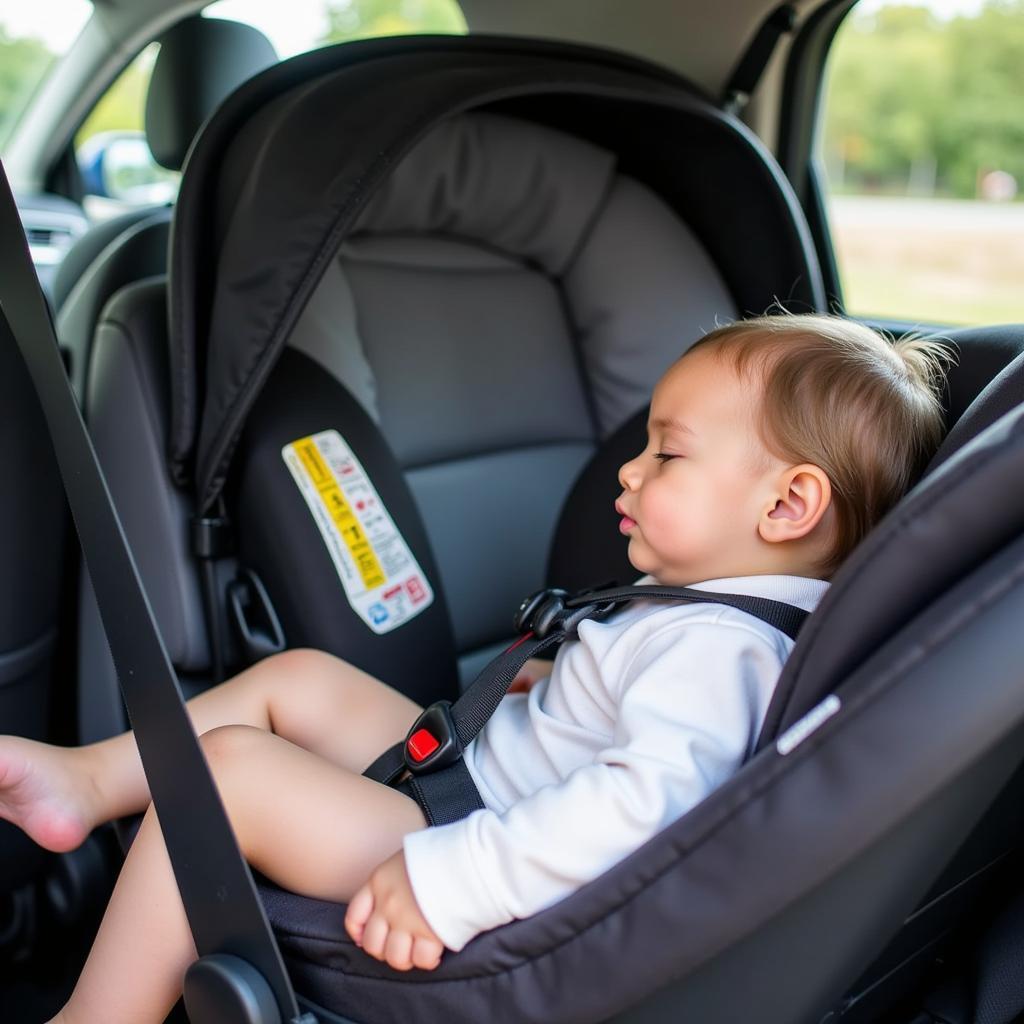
[0,737,97,852]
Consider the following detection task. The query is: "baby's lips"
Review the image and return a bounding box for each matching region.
[615,500,636,531]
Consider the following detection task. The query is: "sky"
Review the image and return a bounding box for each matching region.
[0,0,994,54]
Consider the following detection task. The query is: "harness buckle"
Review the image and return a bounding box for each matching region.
[514,586,620,640]
[513,588,568,639]
[403,701,463,775]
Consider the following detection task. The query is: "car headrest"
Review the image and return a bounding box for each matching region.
[145,16,277,171]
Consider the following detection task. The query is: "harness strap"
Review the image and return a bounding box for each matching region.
[365,584,811,824]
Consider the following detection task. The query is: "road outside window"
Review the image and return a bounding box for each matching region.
[818,0,1024,325]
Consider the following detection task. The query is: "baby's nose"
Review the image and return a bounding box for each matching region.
[618,455,642,489]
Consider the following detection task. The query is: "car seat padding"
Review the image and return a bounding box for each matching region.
[233,348,458,705]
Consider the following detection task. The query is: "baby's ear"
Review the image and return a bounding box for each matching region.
[759,464,832,544]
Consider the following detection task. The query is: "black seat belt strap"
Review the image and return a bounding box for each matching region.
[722,4,798,114]
[0,163,308,1024]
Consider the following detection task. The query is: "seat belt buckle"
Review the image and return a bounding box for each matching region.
[404,701,463,775]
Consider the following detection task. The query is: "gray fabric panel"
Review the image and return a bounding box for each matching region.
[57,210,171,403]
[286,256,380,423]
[406,444,594,652]
[564,174,738,437]
[342,251,595,467]
[355,113,616,276]
[88,283,209,670]
[340,235,518,271]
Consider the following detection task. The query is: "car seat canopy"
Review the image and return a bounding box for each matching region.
[166,37,825,514]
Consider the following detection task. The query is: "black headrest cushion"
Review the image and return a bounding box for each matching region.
[145,16,277,171]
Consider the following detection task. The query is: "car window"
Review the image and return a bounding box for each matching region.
[817,0,1024,326]
[207,0,467,58]
[0,0,91,153]
[74,45,180,220]
[72,0,466,219]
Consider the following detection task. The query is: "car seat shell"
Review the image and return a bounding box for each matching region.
[73,33,1024,1024]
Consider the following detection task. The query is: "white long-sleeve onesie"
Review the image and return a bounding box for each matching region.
[403,574,830,951]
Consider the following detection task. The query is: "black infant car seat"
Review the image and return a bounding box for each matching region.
[54,34,1024,1024]
[76,33,825,732]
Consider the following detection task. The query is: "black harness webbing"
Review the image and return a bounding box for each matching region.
[0,164,310,1023]
[365,584,809,822]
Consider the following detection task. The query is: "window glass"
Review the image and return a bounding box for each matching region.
[817,0,1024,325]
[205,0,466,58]
[0,0,91,153]
[74,45,181,218]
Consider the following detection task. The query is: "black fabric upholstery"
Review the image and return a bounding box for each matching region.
[940,324,1024,433]
[547,406,646,591]
[232,349,459,706]
[930,332,1024,473]
[145,17,277,171]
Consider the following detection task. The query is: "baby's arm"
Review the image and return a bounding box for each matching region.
[402,620,783,952]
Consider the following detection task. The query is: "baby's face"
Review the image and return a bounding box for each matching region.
[616,347,780,586]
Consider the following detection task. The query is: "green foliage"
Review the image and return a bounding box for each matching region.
[821,1,1024,199]
[0,27,53,149]
[321,0,466,43]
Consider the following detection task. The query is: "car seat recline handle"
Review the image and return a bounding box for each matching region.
[0,162,314,1024]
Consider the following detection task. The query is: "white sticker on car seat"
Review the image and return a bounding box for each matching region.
[775,694,842,756]
[282,430,434,634]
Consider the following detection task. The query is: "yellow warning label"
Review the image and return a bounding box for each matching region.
[295,437,385,590]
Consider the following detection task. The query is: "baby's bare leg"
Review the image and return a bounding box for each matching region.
[52,725,427,1024]
[0,649,422,850]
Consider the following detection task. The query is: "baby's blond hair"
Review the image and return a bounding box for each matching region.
[686,313,954,576]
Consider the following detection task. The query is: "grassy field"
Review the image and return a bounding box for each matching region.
[827,194,1024,326]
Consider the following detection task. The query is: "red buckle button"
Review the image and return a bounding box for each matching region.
[407,728,440,763]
